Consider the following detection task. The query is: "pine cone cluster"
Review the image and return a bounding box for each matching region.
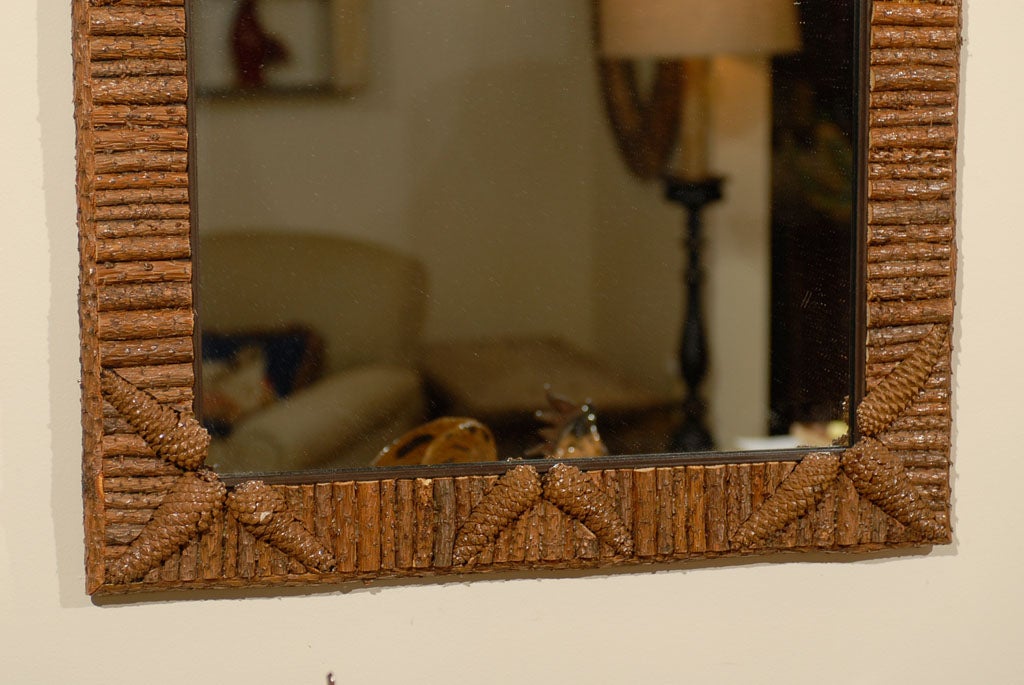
[542,463,633,556]
[107,469,226,584]
[452,465,543,566]
[842,438,944,539]
[100,368,210,470]
[227,480,337,572]
[730,452,841,548]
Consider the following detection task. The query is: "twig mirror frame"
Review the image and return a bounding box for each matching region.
[74,0,960,595]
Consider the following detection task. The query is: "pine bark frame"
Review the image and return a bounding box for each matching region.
[74,0,960,595]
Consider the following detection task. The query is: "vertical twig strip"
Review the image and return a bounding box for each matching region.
[542,464,633,557]
[100,368,209,470]
[841,438,945,539]
[452,465,542,566]
[227,481,337,573]
[107,469,226,584]
[857,324,949,437]
[730,453,842,549]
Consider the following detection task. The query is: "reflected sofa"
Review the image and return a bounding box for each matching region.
[198,231,428,473]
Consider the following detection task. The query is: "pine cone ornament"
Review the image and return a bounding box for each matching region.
[107,469,226,584]
[227,481,337,572]
[842,438,945,539]
[542,463,633,556]
[452,465,543,566]
[100,368,210,470]
[857,324,947,437]
[731,452,841,548]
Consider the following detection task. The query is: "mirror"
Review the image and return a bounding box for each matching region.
[76,0,958,594]
[192,0,859,475]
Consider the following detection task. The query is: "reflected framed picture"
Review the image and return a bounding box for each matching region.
[192,0,369,96]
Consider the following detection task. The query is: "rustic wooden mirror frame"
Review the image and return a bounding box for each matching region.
[74,0,960,595]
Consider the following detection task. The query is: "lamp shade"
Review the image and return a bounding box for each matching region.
[600,0,801,59]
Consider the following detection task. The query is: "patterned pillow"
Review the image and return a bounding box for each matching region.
[200,327,324,436]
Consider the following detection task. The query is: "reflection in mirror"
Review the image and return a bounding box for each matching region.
[193,0,858,475]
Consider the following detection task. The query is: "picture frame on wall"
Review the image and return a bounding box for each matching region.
[192,0,369,97]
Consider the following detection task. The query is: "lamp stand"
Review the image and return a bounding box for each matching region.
[664,176,722,452]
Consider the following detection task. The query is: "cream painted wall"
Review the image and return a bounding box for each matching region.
[4,1,1024,683]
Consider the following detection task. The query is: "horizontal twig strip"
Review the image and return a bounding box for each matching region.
[867,298,953,327]
[871,48,957,67]
[97,219,189,239]
[95,187,188,207]
[93,127,187,152]
[868,179,952,201]
[97,281,192,311]
[871,26,958,50]
[880,431,950,451]
[870,107,956,128]
[867,241,951,263]
[872,2,959,27]
[103,433,156,458]
[98,307,193,340]
[870,125,956,149]
[100,336,194,367]
[90,35,185,61]
[868,161,954,181]
[868,200,951,225]
[868,223,952,244]
[103,455,182,478]
[94,172,188,191]
[871,65,957,92]
[867,275,951,301]
[104,475,182,493]
[105,491,164,510]
[902,452,950,469]
[870,89,956,110]
[91,58,185,78]
[105,509,155,526]
[868,146,954,164]
[140,385,193,405]
[888,414,950,433]
[92,104,187,128]
[89,7,185,36]
[867,259,950,279]
[865,323,936,347]
[91,76,187,105]
[106,523,145,546]
[109,363,194,389]
[97,235,190,261]
[97,259,191,285]
[94,150,187,174]
[93,203,189,221]
[91,0,185,7]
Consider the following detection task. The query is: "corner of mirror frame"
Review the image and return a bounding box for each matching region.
[73,0,960,595]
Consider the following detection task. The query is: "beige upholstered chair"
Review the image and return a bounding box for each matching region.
[198,231,428,473]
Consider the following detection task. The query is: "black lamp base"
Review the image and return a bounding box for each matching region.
[663,176,724,453]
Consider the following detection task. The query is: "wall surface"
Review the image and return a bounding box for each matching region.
[3,1,1024,683]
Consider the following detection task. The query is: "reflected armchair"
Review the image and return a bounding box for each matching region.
[198,231,428,472]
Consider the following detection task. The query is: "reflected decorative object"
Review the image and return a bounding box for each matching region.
[527,391,609,460]
[373,417,498,467]
[192,0,370,96]
[598,0,800,451]
[74,0,960,595]
[231,0,289,88]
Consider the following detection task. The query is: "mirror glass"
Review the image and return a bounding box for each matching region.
[192,0,859,475]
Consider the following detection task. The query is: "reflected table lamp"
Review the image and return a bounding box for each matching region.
[599,0,799,451]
